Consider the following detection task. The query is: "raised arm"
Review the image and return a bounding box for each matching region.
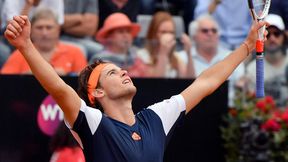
[181,21,269,114]
[4,16,81,127]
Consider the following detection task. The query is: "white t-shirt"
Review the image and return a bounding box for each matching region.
[1,0,64,29]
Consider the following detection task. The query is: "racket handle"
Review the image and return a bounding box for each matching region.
[256,40,264,98]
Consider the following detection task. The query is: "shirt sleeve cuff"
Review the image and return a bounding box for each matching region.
[173,94,186,112]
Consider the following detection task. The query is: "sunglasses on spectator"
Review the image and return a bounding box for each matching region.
[267,30,282,39]
[200,28,218,34]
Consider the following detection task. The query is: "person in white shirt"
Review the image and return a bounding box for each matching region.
[1,0,64,30]
[180,15,244,107]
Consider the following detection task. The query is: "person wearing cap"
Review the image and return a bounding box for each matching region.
[246,14,288,107]
[61,0,103,60]
[4,14,268,162]
[90,12,147,77]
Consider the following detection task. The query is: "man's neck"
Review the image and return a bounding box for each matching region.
[112,0,128,9]
[36,46,56,62]
[266,50,285,67]
[103,98,135,126]
[107,46,128,55]
[197,46,217,63]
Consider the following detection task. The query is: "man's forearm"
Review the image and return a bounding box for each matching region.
[62,14,82,30]
[181,41,253,113]
[21,3,33,15]
[62,14,98,36]
[19,41,66,95]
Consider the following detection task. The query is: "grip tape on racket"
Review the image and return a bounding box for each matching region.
[256,40,264,98]
[256,55,264,98]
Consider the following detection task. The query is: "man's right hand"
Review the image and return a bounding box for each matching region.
[4,16,32,50]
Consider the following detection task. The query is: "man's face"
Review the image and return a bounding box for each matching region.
[98,64,136,100]
[107,27,133,52]
[265,26,285,52]
[194,19,219,50]
[31,18,60,51]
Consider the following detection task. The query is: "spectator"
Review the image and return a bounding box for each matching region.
[158,0,198,33]
[185,15,244,106]
[270,0,288,37]
[61,0,103,60]
[246,14,288,107]
[194,0,252,50]
[139,0,155,14]
[137,11,194,78]
[98,0,140,29]
[50,122,85,162]
[1,8,87,75]
[0,0,11,69]
[90,13,147,77]
[1,0,64,29]
[138,0,197,33]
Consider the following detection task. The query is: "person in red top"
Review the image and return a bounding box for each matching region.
[1,8,87,75]
[49,122,85,162]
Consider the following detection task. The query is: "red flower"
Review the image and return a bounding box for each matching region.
[272,111,282,120]
[265,96,276,108]
[261,119,281,132]
[256,100,267,112]
[229,108,237,117]
[281,110,288,124]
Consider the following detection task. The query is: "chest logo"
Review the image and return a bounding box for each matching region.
[131,132,141,141]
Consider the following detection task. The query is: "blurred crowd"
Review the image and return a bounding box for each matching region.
[0,0,288,161]
[0,0,288,107]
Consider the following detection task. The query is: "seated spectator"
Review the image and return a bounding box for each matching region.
[137,11,194,78]
[142,0,197,32]
[270,0,288,37]
[61,0,103,60]
[1,8,87,75]
[185,15,244,106]
[246,14,288,107]
[1,0,64,29]
[90,13,147,77]
[194,0,252,50]
[98,0,140,29]
[49,122,85,162]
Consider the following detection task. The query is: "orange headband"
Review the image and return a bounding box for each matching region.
[87,63,109,105]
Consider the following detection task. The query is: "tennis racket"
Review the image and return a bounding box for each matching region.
[247,0,271,98]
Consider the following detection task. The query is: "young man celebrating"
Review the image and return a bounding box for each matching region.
[4,15,267,162]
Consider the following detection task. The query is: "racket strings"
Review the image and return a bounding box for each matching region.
[253,1,265,16]
[251,0,269,18]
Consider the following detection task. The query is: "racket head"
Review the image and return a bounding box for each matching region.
[248,0,271,20]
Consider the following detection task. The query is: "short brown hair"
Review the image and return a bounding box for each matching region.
[30,7,58,25]
[77,60,106,111]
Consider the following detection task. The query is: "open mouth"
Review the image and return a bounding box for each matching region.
[122,78,131,84]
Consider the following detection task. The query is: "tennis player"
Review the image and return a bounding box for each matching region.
[4,15,268,162]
